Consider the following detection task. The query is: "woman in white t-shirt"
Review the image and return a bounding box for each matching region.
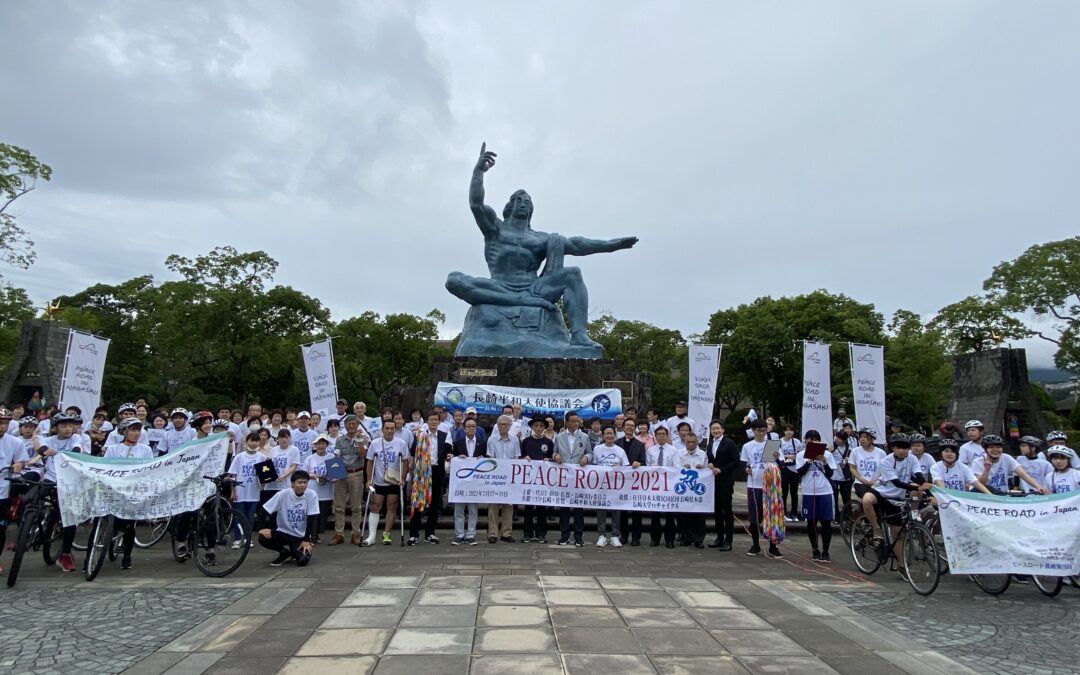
[264,429,300,502]
[794,429,838,563]
[970,435,1047,495]
[302,435,336,542]
[1044,447,1080,494]
[848,428,886,499]
[930,438,991,502]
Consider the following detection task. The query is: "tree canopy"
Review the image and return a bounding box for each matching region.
[0,143,51,276]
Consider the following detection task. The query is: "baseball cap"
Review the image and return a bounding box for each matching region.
[465,406,478,415]
[314,434,331,445]
[297,411,311,419]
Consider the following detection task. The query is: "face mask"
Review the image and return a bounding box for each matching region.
[249,423,260,431]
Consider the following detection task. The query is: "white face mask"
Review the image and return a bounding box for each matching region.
[249,423,260,432]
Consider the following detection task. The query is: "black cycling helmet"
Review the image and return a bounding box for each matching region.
[18,415,39,427]
[938,438,960,451]
[52,411,82,425]
[857,427,877,440]
[888,433,911,448]
[982,434,1004,447]
[1018,435,1044,449]
[908,433,927,445]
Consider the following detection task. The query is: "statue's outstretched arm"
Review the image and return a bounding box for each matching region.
[564,235,639,256]
[470,142,500,236]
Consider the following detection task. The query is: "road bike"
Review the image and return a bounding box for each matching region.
[169,475,251,577]
[849,495,940,596]
[5,471,63,587]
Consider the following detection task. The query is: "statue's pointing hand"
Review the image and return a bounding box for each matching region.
[476,142,497,173]
[612,236,638,251]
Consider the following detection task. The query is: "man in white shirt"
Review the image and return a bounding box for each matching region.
[159,409,196,454]
[485,415,520,543]
[664,401,695,441]
[363,420,410,546]
[647,426,677,548]
[258,470,320,566]
[740,419,783,558]
[451,418,487,545]
[672,431,708,548]
[291,411,320,462]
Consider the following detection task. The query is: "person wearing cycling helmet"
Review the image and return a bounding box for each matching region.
[971,435,1048,495]
[104,403,146,449]
[160,408,196,455]
[1045,431,1080,468]
[959,420,985,466]
[103,418,154,570]
[1044,447,1080,494]
[848,428,886,500]
[29,413,86,572]
[930,438,991,496]
[190,411,214,440]
[0,410,30,574]
[862,434,931,571]
[1016,436,1052,494]
[908,434,933,476]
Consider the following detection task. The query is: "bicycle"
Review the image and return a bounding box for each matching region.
[5,471,64,587]
[134,516,172,548]
[838,498,862,547]
[849,495,940,596]
[170,475,251,577]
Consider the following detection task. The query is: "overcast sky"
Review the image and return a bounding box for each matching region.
[2,2,1076,366]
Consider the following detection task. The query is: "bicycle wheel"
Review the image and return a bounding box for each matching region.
[193,506,250,578]
[108,527,124,562]
[839,501,860,547]
[1032,575,1064,597]
[41,508,63,566]
[85,515,113,582]
[849,514,881,574]
[135,517,171,548]
[923,515,950,574]
[214,496,235,531]
[903,522,940,596]
[971,573,1011,595]
[7,506,40,588]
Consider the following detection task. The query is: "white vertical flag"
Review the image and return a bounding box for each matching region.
[688,344,722,439]
[800,341,832,440]
[58,329,110,416]
[300,338,339,417]
[849,343,886,441]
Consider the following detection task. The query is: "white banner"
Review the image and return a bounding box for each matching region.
[931,487,1080,575]
[300,338,338,417]
[58,330,110,416]
[688,345,721,440]
[435,382,622,420]
[448,457,714,512]
[56,433,230,526]
[849,343,886,441]
[801,342,832,440]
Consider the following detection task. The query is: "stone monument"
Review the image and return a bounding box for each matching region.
[446,143,638,359]
[948,347,1049,444]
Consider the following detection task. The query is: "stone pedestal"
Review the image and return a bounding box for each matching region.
[383,356,652,422]
[0,319,73,407]
[948,348,1049,444]
[454,304,601,359]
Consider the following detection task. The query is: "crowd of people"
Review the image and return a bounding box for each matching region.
[1,393,1077,575]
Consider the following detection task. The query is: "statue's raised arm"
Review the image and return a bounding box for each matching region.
[469,142,500,236]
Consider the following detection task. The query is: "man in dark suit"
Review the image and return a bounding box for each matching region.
[451,418,487,545]
[408,409,453,545]
[617,417,648,545]
[703,420,741,550]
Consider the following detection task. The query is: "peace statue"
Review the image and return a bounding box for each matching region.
[446,143,638,359]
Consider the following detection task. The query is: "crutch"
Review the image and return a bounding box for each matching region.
[358,484,374,545]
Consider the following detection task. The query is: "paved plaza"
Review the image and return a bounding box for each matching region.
[2,520,1077,675]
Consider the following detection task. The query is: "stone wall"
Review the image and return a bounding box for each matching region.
[382,356,652,421]
[948,348,1049,445]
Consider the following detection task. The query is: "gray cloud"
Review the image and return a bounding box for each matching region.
[2,2,1077,367]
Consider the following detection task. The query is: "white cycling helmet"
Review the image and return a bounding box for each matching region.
[964,419,984,430]
[1047,430,1068,442]
[1046,446,1077,461]
[856,427,877,440]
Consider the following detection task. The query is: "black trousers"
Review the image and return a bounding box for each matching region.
[781,469,800,516]
[713,484,734,542]
[115,517,136,557]
[679,513,706,545]
[559,507,583,543]
[523,505,548,537]
[650,512,676,544]
[619,511,643,543]
[258,530,309,565]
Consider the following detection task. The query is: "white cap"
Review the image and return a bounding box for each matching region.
[297,411,311,419]
[465,406,478,415]
[314,434,331,445]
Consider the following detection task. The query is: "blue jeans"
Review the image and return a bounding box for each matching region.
[235,501,258,538]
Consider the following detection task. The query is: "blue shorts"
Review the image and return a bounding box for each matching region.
[802,494,834,521]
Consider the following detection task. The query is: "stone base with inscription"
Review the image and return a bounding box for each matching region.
[383,356,652,421]
[454,304,601,359]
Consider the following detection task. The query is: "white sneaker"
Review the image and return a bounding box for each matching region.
[231,540,242,550]
[611,537,622,548]
[596,535,608,547]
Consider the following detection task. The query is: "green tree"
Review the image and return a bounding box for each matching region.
[1,143,52,276]
[588,315,686,413]
[930,295,1032,353]
[0,283,35,371]
[334,310,449,405]
[983,237,1080,373]
[702,290,885,423]
[883,310,951,430]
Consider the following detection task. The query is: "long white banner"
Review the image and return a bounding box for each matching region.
[300,338,338,417]
[435,382,622,420]
[931,487,1080,575]
[849,343,885,441]
[448,457,714,512]
[688,345,721,440]
[58,330,110,416]
[56,433,230,526]
[801,342,832,440]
